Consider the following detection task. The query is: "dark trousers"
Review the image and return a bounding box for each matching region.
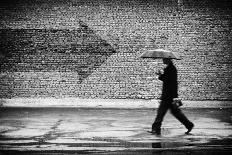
[152,100,193,131]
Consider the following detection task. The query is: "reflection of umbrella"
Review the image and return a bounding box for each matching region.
[140,49,181,60]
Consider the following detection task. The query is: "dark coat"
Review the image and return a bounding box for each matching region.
[158,62,178,101]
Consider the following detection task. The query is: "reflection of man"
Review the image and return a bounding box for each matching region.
[152,58,194,135]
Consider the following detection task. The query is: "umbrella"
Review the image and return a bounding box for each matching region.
[140,49,181,60]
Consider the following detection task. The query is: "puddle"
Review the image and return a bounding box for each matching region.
[79,130,137,138]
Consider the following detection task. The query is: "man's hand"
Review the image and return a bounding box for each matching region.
[155,70,162,75]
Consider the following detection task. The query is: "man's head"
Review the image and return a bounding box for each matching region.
[163,58,172,65]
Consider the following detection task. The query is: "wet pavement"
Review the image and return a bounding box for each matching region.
[0,107,232,154]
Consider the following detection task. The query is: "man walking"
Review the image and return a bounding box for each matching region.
[151,58,194,135]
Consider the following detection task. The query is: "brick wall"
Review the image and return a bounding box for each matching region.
[0,0,232,100]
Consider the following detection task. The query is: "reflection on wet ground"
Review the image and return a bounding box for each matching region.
[0,108,232,154]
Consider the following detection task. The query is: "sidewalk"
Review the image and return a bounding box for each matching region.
[0,105,232,154]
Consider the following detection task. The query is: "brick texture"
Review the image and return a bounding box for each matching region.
[0,0,232,100]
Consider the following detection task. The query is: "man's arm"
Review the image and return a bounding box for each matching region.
[157,69,167,81]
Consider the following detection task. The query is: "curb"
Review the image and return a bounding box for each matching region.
[1,98,232,108]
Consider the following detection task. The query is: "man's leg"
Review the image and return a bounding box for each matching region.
[152,101,169,134]
[170,105,194,134]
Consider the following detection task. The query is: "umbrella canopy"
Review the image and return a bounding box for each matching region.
[140,49,181,60]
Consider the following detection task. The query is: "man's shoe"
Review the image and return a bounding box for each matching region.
[185,123,194,134]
